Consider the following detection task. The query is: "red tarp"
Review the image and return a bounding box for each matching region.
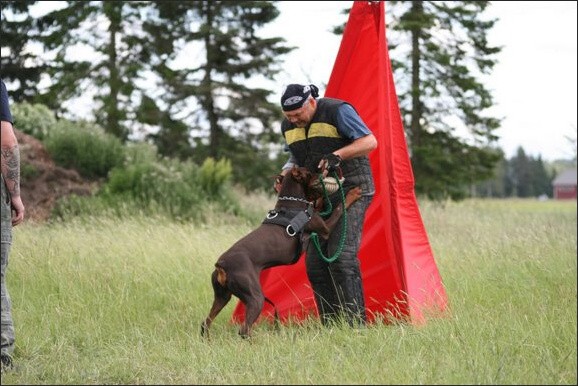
[232,0,448,326]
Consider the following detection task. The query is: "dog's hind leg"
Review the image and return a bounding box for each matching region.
[239,292,265,339]
[228,273,265,339]
[264,297,280,332]
[201,268,233,338]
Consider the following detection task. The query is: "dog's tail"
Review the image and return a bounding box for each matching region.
[264,296,280,332]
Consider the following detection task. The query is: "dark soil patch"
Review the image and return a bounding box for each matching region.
[16,129,101,223]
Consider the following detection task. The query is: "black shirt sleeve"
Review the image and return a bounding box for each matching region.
[0,79,14,124]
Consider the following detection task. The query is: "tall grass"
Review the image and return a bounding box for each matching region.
[2,198,576,385]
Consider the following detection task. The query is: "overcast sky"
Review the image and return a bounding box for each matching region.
[266,1,578,161]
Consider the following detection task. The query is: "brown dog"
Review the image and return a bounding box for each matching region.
[201,166,361,338]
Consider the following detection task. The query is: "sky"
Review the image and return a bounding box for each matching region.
[264,1,578,162]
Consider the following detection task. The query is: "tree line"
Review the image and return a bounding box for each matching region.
[2,1,572,199]
[474,147,575,199]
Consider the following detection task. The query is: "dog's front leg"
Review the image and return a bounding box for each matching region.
[312,187,362,239]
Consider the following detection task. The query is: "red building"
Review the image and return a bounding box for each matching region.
[552,168,577,199]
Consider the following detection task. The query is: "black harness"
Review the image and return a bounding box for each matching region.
[262,198,314,264]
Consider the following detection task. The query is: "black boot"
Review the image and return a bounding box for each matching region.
[345,275,367,327]
[1,354,13,372]
[335,274,367,327]
[311,280,339,326]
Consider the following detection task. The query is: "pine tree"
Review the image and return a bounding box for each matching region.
[509,147,533,197]
[142,1,293,187]
[2,1,293,191]
[530,156,553,198]
[386,1,503,200]
[0,0,45,102]
[33,1,152,141]
[472,148,507,198]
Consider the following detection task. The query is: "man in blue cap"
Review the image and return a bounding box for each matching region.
[274,83,377,327]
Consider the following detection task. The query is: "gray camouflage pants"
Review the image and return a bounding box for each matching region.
[1,175,15,357]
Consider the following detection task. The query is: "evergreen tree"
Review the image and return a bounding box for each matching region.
[136,95,195,160]
[379,1,502,200]
[142,1,293,187]
[472,148,507,197]
[509,147,532,197]
[0,0,45,102]
[529,156,553,197]
[33,1,152,141]
[475,148,555,198]
[2,1,293,191]
[504,148,554,198]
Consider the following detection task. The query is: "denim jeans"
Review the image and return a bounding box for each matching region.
[1,175,15,357]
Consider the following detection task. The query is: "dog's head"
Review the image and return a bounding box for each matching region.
[290,166,315,185]
[291,167,343,199]
[287,166,324,201]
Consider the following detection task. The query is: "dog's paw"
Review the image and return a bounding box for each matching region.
[200,322,208,338]
[239,331,251,339]
[346,186,362,206]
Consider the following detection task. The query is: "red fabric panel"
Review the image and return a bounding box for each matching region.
[232,1,447,326]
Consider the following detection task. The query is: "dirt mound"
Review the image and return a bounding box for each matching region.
[15,129,100,223]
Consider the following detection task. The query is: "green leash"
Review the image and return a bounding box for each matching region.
[311,171,347,263]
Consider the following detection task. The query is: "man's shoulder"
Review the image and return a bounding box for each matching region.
[319,98,359,115]
[319,97,345,104]
[318,98,348,110]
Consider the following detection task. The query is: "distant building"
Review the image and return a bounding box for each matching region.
[552,168,577,199]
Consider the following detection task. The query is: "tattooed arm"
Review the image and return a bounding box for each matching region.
[1,120,25,226]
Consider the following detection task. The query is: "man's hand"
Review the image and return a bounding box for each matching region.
[10,196,25,226]
[318,153,342,176]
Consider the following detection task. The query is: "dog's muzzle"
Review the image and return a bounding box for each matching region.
[311,176,345,195]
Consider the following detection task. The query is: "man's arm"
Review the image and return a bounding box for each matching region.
[1,122,21,198]
[333,103,378,160]
[317,104,378,174]
[333,133,378,161]
[1,81,25,226]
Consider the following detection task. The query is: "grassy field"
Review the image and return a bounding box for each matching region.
[1,197,576,385]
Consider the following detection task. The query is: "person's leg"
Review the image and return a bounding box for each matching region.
[305,241,340,326]
[1,242,15,360]
[326,194,372,326]
[1,177,15,368]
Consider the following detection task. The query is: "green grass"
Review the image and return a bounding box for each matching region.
[2,198,576,384]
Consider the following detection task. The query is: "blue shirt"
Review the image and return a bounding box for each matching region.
[335,103,372,140]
